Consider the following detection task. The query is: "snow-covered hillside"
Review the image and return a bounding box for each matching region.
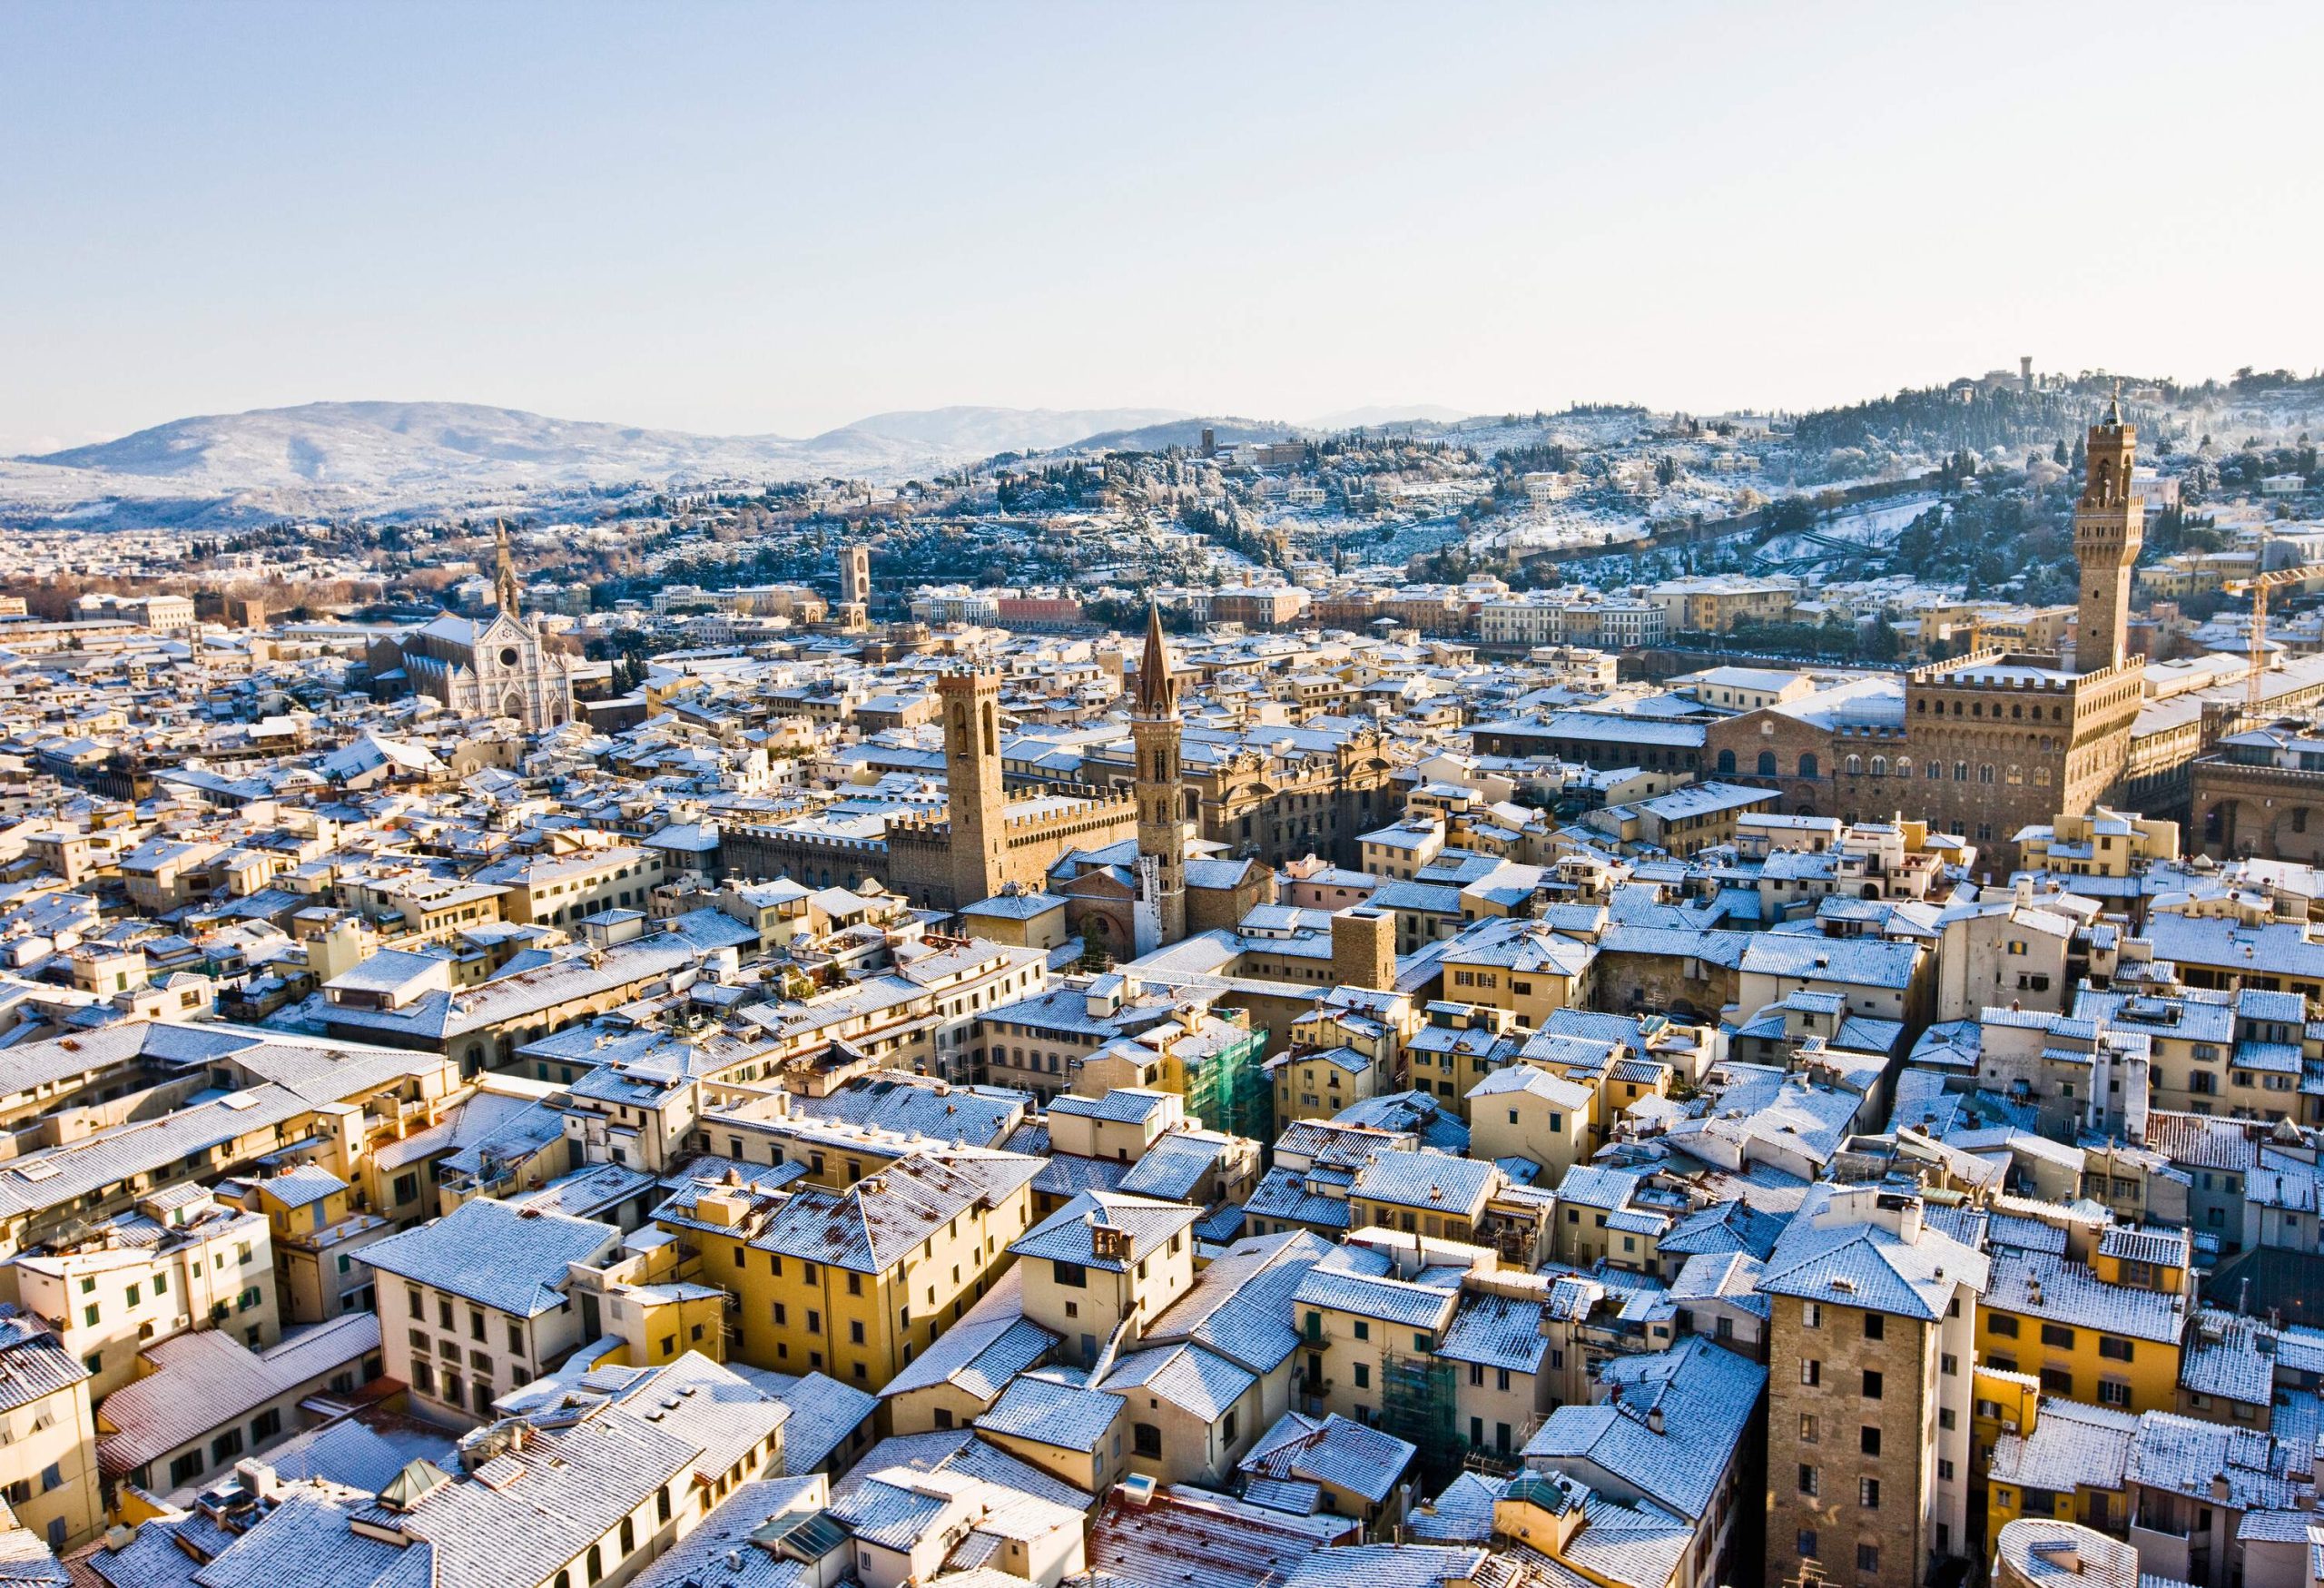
[7,400,1197,525]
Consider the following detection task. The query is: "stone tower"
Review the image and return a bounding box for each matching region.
[2073,395,2142,674]
[939,667,1008,911]
[1330,906,1395,991]
[835,544,872,630]
[1131,605,1187,950]
[493,519,522,615]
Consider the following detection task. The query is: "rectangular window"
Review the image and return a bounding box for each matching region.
[1862,1314,1884,1341]
[1798,1530,1819,1561]
[1988,1314,2018,1337]
[1860,1369,1882,1400]
[1859,1476,1880,1510]
[1857,1544,1879,1573]
[2039,1323,2075,1349]
[1860,1426,1881,1456]
[1801,1359,1821,1386]
[2098,1336,2133,1362]
[1797,1464,1818,1496]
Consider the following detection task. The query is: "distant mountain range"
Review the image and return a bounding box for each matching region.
[5,399,1324,528]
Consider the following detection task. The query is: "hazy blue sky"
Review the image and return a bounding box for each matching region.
[5,1,2319,452]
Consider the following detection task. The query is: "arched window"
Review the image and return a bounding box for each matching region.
[1798,753,1818,778]
[1845,755,1862,775]
[2034,767,2053,787]
[1925,760,1941,780]
[1915,699,1926,714]
[1871,755,1887,777]
[1757,751,1777,777]
[1979,764,1995,784]
[1717,749,1737,775]
[1954,761,1968,781]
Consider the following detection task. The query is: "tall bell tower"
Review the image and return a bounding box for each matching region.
[493,519,523,616]
[939,667,1009,911]
[2073,394,2142,674]
[1131,605,1187,950]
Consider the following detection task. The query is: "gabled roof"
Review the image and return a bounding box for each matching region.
[1240,1412,1416,1505]
[1521,1336,1766,1521]
[1754,1183,1988,1321]
[1009,1189,1197,1273]
[755,1150,1042,1275]
[357,1197,618,1317]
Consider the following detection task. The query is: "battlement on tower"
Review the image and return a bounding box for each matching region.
[727,825,890,856]
[1907,647,2145,693]
[885,782,1137,847]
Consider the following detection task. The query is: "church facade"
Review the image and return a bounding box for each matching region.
[374,524,577,733]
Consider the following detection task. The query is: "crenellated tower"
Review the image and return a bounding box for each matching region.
[938,667,1009,911]
[2073,394,2142,674]
[1131,605,1188,950]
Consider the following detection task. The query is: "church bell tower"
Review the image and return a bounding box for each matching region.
[939,667,1009,912]
[493,519,523,616]
[1131,605,1188,950]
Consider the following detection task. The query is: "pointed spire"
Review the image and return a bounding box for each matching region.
[2103,381,2123,429]
[1135,603,1176,716]
[493,519,521,616]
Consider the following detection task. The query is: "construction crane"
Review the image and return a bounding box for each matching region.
[2221,565,2324,714]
